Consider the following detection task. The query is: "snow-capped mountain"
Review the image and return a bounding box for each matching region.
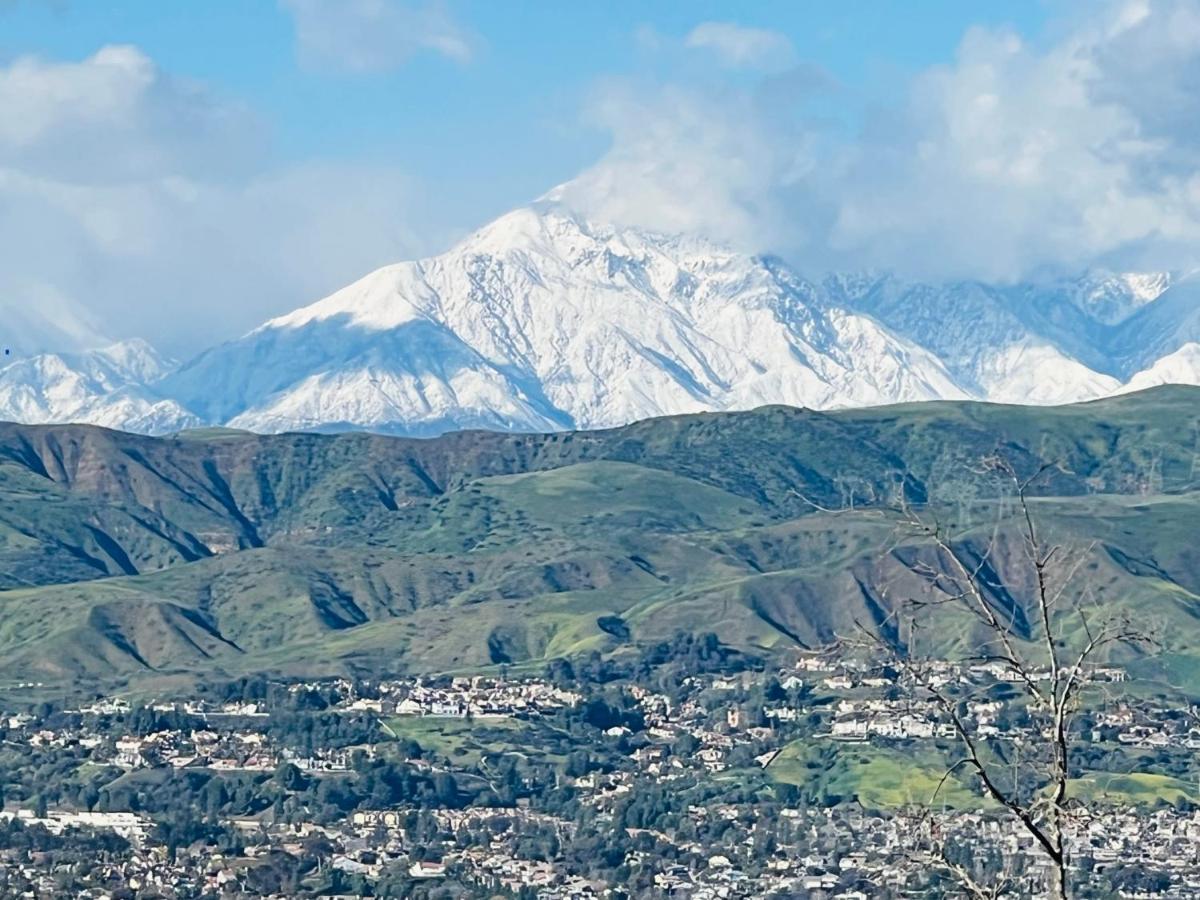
[0,340,199,433]
[160,201,967,435]
[1066,271,1171,327]
[1119,343,1200,394]
[3,196,1200,436]
[1109,275,1200,371]
[826,275,1118,404]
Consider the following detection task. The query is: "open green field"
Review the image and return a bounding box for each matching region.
[766,738,1200,811]
[1072,772,1200,807]
[767,740,986,810]
[381,715,564,768]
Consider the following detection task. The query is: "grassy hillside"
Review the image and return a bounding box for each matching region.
[0,386,1198,694]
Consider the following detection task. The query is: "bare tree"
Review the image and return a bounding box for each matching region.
[858,456,1149,899]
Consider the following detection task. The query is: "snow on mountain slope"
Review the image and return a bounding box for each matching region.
[1110,273,1200,371]
[163,202,967,435]
[0,200,1194,436]
[0,291,199,433]
[1119,343,1200,393]
[0,340,199,434]
[1066,272,1171,327]
[833,276,1119,403]
[973,340,1121,405]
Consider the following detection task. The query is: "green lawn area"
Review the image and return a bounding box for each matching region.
[1072,771,1200,807]
[381,715,563,767]
[767,737,1200,812]
[767,739,986,810]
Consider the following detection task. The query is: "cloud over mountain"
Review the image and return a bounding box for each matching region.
[568,0,1200,281]
[5,0,1200,361]
[0,44,433,357]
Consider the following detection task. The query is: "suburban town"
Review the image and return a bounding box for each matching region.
[8,1,1200,898]
[0,644,1196,898]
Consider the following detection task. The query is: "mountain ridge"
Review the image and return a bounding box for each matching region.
[3,199,1199,436]
[0,385,1197,691]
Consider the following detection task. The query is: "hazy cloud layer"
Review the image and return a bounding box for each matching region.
[0,45,260,182]
[0,47,435,355]
[566,0,1200,281]
[8,1,1200,358]
[280,0,474,72]
[556,80,818,253]
[684,22,797,71]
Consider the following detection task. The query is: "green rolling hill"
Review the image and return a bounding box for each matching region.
[0,385,1198,694]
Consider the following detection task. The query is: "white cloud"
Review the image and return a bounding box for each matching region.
[563,1,1200,281]
[556,81,818,253]
[0,45,259,181]
[12,1,1200,364]
[280,0,474,72]
[829,1,1200,278]
[684,22,796,71]
[0,46,437,356]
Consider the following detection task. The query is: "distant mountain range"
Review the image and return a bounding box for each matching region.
[3,196,1200,435]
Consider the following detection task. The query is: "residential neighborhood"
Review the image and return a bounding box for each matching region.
[0,648,1197,897]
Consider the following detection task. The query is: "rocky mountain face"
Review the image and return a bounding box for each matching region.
[1,198,1197,435]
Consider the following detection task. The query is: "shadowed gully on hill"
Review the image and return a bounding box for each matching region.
[0,385,1198,693]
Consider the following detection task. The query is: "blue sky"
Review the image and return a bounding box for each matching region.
[2,1,1197,354]
[2,1,1052,233]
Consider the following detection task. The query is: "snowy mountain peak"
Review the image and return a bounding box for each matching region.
[161,203,968,435]
[1,200,1198,437]
[91,338,176,383]
[0,339,197,433]
[1067,270,1173,326]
